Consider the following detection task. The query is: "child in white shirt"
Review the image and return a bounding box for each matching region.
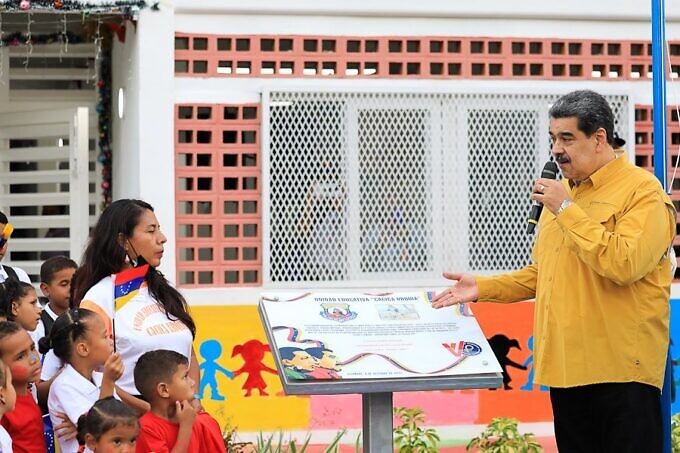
[41,308,123,453]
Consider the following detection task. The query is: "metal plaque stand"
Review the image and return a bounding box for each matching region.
[259,302,502,451]
[363,393,393,453]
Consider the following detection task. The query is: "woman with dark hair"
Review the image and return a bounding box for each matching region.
[73,199,197,409]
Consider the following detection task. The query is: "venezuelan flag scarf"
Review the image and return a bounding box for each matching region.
[112,264,149,351]
[113,264,149,311]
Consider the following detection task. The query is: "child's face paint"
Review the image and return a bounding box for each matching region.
[0,330,41,390]
[10,365,28,381]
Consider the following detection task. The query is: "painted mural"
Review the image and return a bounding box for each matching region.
[193,299,679,433]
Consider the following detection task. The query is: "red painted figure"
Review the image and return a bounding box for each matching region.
[231,339,278,397]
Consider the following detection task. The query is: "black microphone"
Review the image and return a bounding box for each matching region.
[527,161,559,234]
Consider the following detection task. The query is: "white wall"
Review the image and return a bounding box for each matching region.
[112,5,177,281]
[173,0,680,39]
[112,24,140,200]
[172,0,680,20]
[172,0,680,109]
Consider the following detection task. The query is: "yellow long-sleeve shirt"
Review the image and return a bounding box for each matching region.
[476,154,676,389]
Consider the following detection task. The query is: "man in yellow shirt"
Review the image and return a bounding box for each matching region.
[433,90,675,452]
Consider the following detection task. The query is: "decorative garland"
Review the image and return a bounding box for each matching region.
[0,2,146,208]
[97,47,112,208]
[0,1,157,13]
[0,30,82,46]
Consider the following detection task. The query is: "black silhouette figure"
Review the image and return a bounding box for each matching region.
[487,334,527,390]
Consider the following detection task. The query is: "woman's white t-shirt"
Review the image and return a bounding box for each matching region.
[48,364,115,453]
[79,276,193,395]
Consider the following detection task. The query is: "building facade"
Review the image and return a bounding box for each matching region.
[2,0,680,443]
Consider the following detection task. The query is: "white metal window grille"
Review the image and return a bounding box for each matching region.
[358,108,433,274]
[466,108,541,271]
[264,91,629,285]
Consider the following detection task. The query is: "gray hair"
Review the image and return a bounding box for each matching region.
[549,90,614,146]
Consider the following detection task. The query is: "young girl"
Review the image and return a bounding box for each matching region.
[40,308,124,453]
[0,279,42,337]
[76,397,138,453]
[0,280,46,404]
[0,360,17,452]
[0,321,45,452]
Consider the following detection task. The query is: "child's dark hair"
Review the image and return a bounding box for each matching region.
[40,256,77,284]
[0,321,21,352]
[0,279,34,320]
[134,349,188,400]
[76,396,138,445]
[37,308,97,359]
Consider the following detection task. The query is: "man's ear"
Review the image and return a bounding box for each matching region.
[39,282,50,298]
[595,128,608,148]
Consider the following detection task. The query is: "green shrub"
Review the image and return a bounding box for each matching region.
[466,417,543,453]
[671,413,680,453]
[393,406,440,453]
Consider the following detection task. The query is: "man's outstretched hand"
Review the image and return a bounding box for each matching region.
[431,272,479,309]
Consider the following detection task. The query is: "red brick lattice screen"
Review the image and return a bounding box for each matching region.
[175,34,680,81]
[175,104,262,287]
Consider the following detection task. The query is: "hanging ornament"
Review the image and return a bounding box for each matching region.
[19,1,30,11]
[109,23,126,43]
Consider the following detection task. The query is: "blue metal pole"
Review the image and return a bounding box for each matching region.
[652,0,668,188]
[651,1,672,452]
